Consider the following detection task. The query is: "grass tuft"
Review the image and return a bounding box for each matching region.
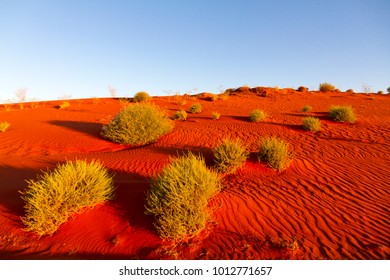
[101,103,174,145]
[302,105,312,113]
[329,106,356,123]
[302,117,321,132]
[133,91,150,102]
[58,101,70,109]
[249,109,267,122]
[20,160,116,236]
[172,110,187,121]
[211,112,220,120]
[0,121,10,132]
[145,152,222,240]
[188,103,202,114]
[319,83,336,92]
[258,137,293,171]
[213,138,249,174]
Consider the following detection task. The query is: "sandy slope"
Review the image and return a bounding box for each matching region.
[0,89,389,259]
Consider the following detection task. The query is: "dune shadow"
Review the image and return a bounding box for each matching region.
[48,120,102,138]
[229,116,250,122]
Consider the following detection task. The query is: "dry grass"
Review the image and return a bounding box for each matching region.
[302,117,321,132]
[213,138,249,174]
[188,103,202,114]
[134,91,150,102]
[249,109,267,122]
[258,137,293,171]
[0,121,10,132]
[172,110,187,121]
[211,112,220,120]
[329,106,356,123]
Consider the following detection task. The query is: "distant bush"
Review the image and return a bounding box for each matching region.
[377,91,383,95]
[258,137,293,171]
[249,109,267,122]
[172,110,187,121]
[302,105,312,113]
[0,121,10,132]
[101,103,174,145]
[387,87,390,94]
[20,160,116,236]
[302,117,321,132]
[211,112,220,120]
[211,94,219,101]
[319,83,336,92]
[189,103,202,114]
[145,153,221,240]
[58,101,70,109]
[134,91,150,102]
[329,106,356,123]
[213,138,249,174]
[346,89,354,93]
[297,86,308,92]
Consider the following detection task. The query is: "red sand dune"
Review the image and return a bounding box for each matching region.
[0,88,389,259]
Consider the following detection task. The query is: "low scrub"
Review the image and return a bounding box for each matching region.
[58,101,70,109]
[189,103,202,114]
[134,91,150,102]
[101,103,174,145]
[249,109,267,122]
[0,121,10,132]
[302,105,312,113]
[172,110,187,121]
[302,117,321,132]
[20,160,116,236]
[211,112,220,120]
[145,153,222,240]
[213,138,249,174]
[329,106,356,123]
[258,137,293,171]
[319,83,336,92]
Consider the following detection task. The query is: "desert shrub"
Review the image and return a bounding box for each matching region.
[302,105,312,113]
[258,137,293,171]
[211,112,220,120]
[172,110,187,121]
[319,83,336,92]
[0,121,10,132]
[302,117,321,132]
[297,86,308,92]
[249,109,267,122]
[210,94,219,101]
[58,101,70,109]
[101,103,174,145]
[189,103,202,114]
[329,106,356,123]
[377,91,383,95]
[346,89,354,93]
[387,87,390,94]
[145,153,222,240]
[133,91,150,102]
[213,138,249,174]
[20,160,115,236]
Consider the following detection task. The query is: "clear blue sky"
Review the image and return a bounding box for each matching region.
[1,0,389,101]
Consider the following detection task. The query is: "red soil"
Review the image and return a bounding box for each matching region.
[0,89,389,260]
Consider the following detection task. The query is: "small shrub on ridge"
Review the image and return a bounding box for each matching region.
[145,152,222,240]
[0,121,10,132]
[302,117,321,132]
[134,91,150,102]
[101,103,174,145]
[172,110,187,121]
[211,112,220,120]
[213,138,249,174]
[258,137,293,171]
[297,86,308,92]
[20,160,116,236]
[249,109,267,122]
[189,103,202,114]
[319,83,336,92]
[329,106,356,123]
[302,105,312,113]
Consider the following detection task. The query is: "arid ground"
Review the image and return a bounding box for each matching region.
[0,88,389,259]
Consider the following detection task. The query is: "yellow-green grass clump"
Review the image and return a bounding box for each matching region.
[133,91,151,102]
[101,103,174,145]
[211,112,220,120]
[145,153,222,240]
[188,103,202,114]
[302,117,321,132]
[258,137,293,171]
[329,106,356,123]
[319,83,336,92]
[249,109,267,122]
[302,105,312,113]
[0,121,10,132]
[172,110,187,121]
[58,101,70,109]
[20,160,116,236]
[213,138,249,174]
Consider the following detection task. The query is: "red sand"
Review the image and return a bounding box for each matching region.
[0,89,389,259]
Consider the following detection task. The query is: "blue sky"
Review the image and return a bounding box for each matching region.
[1,0,389,101]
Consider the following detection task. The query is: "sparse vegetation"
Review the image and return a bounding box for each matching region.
[172,110,187,121]
[101,103,174,145]
[302,117,321,132]
[58,101,70,109]
[213,138,249,174]
[346,89,354,93]
[319,83,336,92]
[0,121,10,132]
[211,112,220,120]
[377,91,383,95]
[133,91,150,102]
[258,137,293,171]
[145,153,222,240]
[189,103,202,114]
[329,106,356,123]
[249,109,267,122]
[297,86,308,92]
[387,87,390,94]
[302,105,312,113]
[20,160,116,236]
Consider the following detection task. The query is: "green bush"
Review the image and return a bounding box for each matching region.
[213,138,249,174]
[302,105,312,113]
[249,109,267,122]
[302,117,321,132]
[0,121,10,132]
[329,106,356,123]
[20,160,115,236]
[211,112,220,120]
[134,91,150,102]
[172,110,187,121]
[188,103,202,114]
[101,103,174,145]
[145,153,222,240]
[258,137,293,171]
[319,83,336,92]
